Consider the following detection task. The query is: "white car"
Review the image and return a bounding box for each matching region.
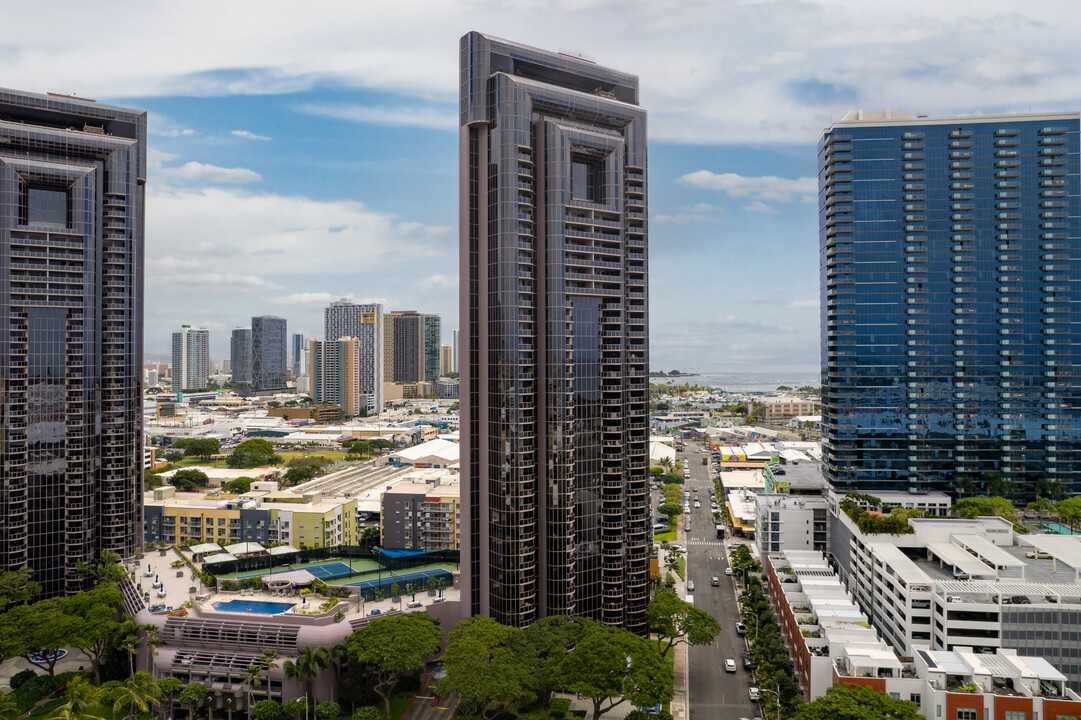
[748,687,760,701]
[725,658,736,673]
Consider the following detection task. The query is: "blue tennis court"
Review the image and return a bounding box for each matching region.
[234,560,357,580]
[344,568,452,591]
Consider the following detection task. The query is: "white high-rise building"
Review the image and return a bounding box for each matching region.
[324,300,384,413]
[171,325,210,391]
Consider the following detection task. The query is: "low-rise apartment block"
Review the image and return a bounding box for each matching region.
[745,395,817,421]
[144,486,357,549]
[380,475,461,551]
[755,494,829,556]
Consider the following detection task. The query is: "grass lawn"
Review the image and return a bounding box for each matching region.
[654,516,677,543]
[671,555,685,580]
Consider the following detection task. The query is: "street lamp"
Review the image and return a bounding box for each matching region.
[759,686,781,720]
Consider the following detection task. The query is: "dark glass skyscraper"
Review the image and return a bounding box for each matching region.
[251,315,287,391]
[0,89,146,595]
[230,328,252,384]
[459,32,650,632]
[820,110,1081,496]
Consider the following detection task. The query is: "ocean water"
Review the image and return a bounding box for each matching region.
[651,370,821,393]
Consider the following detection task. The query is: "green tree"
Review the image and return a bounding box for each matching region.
[793,683,920,720]
[346,612,442,717]
[351,708,380,720]
[178,683,208,720]
[111,672,160,720]
[283,646,332,703]
[65,583,125,684]
[1057,496,1081,532]
[0,596,82,675]
[647,588,721,657]
[262,649,281,701]
[188,438,221,461]
[0,691,17,720]
[169,469,210,492]
[252,700,283,720]
[955,475,977,498]
[314,702,340,720]
[222,477,256,494]
[282,699,307,720]
[517,615,592,703]
[227,439,282,469]
[658,502,683,519]
[0,567,41,608]
[156,678,183,720]
[661,472,685,485]
[551,622,673,720]
[438,617,535,720]
[358,526,381,549]
[657,457,673,472]
[952,496,1020,525]
[48,676,106,720]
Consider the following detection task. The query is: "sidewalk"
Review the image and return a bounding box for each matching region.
[668,513,691,720]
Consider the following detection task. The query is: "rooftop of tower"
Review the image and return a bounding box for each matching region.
[822,107,1079,135]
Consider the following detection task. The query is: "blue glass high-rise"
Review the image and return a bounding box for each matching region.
[820,110,1080,497]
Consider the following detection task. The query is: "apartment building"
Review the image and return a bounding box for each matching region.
[0,89,146,595]
[251,316,287,391]
[324,300,383,412]
[172,325,210,391]
[746,396,817,421]
[144,487,357,550]
[767,550,1081,719]
[819,110,1081,495]
[230,328,252,383]
[828,493,1081,685]
[309,337,370,418]
[755,494,829,556]
[380,477,461,552]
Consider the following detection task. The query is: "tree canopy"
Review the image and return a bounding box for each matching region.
[0,567,40,608]
[647,588,721,657]
[227,439,283,469]
[551,622,673,720]
[346,612,442,716]
[169,469,210,492]
[792,683,920,720]
[438,616,535,720]
[222,477,255,494]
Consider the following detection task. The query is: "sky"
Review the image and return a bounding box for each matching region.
[4,1,1080,372]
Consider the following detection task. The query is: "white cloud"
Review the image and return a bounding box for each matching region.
[742,201,780,215]
[679,171,816,202]
[0,2,1077,144]
[297,103,456,131]
[270,292,393,307]
[160,162,262,184]
[426,274,457,288]
[231,129,271,141]
[788,300,818,309]
[653,213,722,224]
[160,271,280,289]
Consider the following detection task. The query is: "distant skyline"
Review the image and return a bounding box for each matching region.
[5,1,1079,371]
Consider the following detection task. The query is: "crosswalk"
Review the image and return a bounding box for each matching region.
[686,539,726,547]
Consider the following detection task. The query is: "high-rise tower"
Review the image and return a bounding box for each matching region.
[250,315,287,392]
[230,328,252,384]
[459,32,650,632]
[820,110,1081,496]
[172,325,210,391]
[0,88,146,595]
[324,299,383,413]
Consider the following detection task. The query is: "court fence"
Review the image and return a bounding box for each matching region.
[199,545,460,586]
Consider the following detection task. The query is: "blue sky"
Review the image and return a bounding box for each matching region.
[4,0,1079,371]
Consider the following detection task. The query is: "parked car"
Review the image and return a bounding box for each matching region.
[725,659,736,673]
[687,580,695,592]
[748,687,760,701]
[1026,550,1052,559]
[736,622,747,635]
[742,655,752,670]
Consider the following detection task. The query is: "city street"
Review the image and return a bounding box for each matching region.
[677,445,759,720]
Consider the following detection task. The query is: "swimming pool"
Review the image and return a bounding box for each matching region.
[212,600,295,614]
[1040,522,1079,535]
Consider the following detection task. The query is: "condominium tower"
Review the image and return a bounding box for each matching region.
[171,325,209,391]
[820,110,1081,496]
[384,311,441,383]
[250,315,287,392]
[291,333,305,377]
[459,33,651,631]
[0,89,146,595]
[230,328,252,384]
[324,299,383,413]
[309,338,368,418]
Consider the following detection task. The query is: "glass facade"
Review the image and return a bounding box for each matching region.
[324,300,384,413]
[172,326,209,391]
[250,316,287,391]
[820,111,1081,496]
[230,328,252,383]
[460,32,650,633]
[0,89,146,595]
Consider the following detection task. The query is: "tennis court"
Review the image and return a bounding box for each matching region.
[233,559,369,581]
[345,567,453,593]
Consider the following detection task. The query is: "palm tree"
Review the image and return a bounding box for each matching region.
[240,666,262,715]
[658,456,673,472]
[261,650,281,701]
[112,672,160,720]
[48,677,106,720]
[282,646,331,703]
[0,690,20,720]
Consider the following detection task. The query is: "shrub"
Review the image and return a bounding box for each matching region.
[315,701,341,720]
[9,669,37,691]
[550,698,572,719]
[252,699,284,720]
[352,708,381,720]
[625,711,651,720]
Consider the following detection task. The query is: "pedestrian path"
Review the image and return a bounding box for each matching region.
[685,539,725,547]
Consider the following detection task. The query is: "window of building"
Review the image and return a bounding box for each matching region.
[1005,713,1026,720]
[957,709,978,720]
[910,694,921,706]
[571,154,602,203]
[26,188,69,226]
